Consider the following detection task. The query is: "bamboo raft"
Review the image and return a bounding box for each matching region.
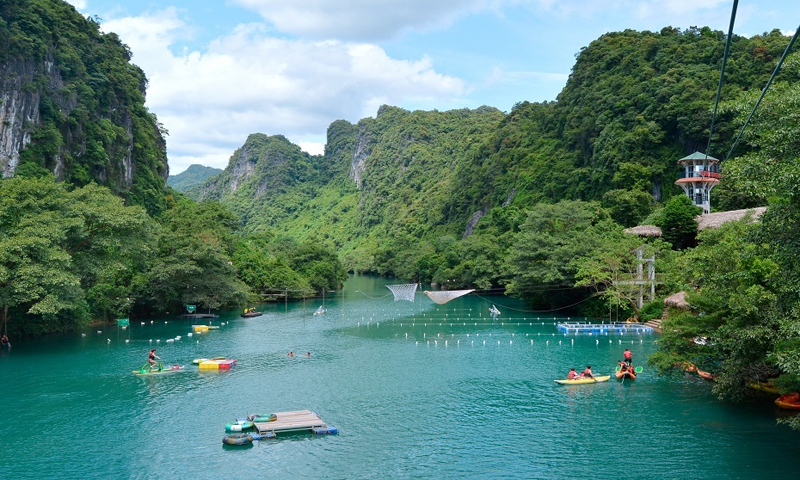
[252,410,337,436]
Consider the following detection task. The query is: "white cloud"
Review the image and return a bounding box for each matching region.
[102,10,466,173]
[231,0,488,40]
[66,0,87,9]
[298,142,325,156]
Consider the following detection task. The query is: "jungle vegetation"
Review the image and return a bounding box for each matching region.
[4,1,800,426]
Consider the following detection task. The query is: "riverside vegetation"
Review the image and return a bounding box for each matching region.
[3,0,800,429]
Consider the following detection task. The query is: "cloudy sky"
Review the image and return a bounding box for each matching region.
[65,1,800,174]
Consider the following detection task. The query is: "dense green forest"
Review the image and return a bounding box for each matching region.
[0,0,348,337]
[3,0,800,429]
[190,27,793,298]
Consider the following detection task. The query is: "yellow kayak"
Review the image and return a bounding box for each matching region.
[749,381,779,395]
[554,375,610,385]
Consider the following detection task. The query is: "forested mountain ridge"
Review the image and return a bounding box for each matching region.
[190,106,507,273]
[195,27,792,280]
[0,0,170,214]
[168,164,223,192]
[447,27,792,226]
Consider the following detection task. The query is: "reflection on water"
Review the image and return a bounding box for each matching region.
[1,274,799,478]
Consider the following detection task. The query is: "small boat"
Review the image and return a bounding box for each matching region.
[775,393,800,410]
[696,369,716,381]
[241,308,263,318]
[616,365,643,373]
[313,306,326,316]
[554,375,610,385]
[133,364,186,376]
[616,369,635,380]
[749,381,780,395]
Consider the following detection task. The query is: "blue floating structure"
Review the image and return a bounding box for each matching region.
[556,322,653,335]
[312,425,339,435]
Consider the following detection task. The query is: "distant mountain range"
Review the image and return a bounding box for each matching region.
[168,164,223,192]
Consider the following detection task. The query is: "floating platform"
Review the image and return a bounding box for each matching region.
[180,313,219,319]
[556,322,654,335]
[252,410,337,436]
[199,359,236,371]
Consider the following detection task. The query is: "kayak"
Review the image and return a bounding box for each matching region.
[696,369,716,380]
[749,381,780,395]
[554,375,610,385]
[133,364,186,376]
[775,393,800,410]
[615,365,643,373]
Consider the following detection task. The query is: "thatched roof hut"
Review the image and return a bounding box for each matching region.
[696,207,766,230]
[664,291,689,309]
[623,225,663,237]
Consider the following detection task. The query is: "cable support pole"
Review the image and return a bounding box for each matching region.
[726,25,800,160]
[706,0,739,159]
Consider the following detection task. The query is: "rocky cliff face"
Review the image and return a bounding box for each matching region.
[349,125,371,188]
[0,58,74,177]
[1,0,170,214]
[190,133,311,202]
[0,56,139,189]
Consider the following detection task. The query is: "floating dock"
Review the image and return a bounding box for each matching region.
[556,322,654,335]
[252,410,337,436]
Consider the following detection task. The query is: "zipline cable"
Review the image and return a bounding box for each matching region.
[725,25,800,160]
[706,0,739,159]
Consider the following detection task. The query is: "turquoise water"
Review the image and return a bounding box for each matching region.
[1,275,799,479]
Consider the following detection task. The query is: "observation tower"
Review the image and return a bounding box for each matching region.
[674,151,720,213]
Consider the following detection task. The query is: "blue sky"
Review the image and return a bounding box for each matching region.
[64,1,800,174]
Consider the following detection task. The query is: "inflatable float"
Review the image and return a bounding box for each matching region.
[222,434,254,446]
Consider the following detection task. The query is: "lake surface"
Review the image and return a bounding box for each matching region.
[1,275,799,479]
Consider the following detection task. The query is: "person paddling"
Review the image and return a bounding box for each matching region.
[567,368,578,379]
[623,348,632,366]
[582,365,595,379]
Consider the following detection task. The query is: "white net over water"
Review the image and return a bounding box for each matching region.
[386,283,418,302]
[424,289,475,305]
[489,305,501,316]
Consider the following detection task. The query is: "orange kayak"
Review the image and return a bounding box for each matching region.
[775,393,800,410]
[616,370,635,380]
[696,369,716,381]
